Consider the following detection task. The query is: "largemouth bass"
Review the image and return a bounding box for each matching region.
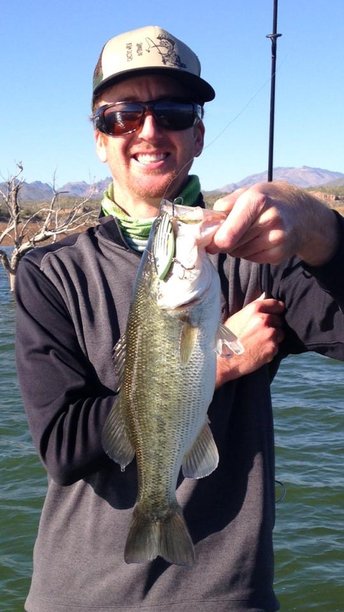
[102,202,243,566]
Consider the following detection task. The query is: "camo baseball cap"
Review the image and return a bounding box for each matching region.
[92,25,215,103]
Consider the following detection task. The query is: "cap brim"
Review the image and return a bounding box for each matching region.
[93,66,215,103]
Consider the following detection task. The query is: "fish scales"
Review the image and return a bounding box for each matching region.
[124,260,217,509]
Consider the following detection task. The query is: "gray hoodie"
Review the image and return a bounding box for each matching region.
[15,213,344,611]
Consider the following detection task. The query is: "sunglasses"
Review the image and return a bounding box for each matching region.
[92,99,203,136]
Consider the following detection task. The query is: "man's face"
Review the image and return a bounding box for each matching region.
[94,74,205,216]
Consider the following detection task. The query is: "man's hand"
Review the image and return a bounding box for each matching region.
[208,182,339,267]
[216,295,285,387]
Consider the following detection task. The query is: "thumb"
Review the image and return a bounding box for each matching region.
[213,188,247,213]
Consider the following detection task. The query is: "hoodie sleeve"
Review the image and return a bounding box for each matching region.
[15,255,116,486]
[269,210,344,359]
[303,210,344,306]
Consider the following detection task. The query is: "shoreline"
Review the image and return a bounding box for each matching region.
[1,200,343,248]
[0,220,95,247]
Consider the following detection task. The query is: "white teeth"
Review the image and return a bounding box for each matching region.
[135,153,167,164]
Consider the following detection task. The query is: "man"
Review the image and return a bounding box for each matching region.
[16,25,344,611]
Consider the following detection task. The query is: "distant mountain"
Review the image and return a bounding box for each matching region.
[0,177,112,202]
[17,180,57,202]
[59,179,111,199]
[323,176,344,188]
[1,167,343,202]
[219,166,344,193]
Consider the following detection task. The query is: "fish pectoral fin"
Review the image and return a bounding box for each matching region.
[180,322,199,364]
[182,422,219,479]
[101,397,135,470]
[216,324,244,357]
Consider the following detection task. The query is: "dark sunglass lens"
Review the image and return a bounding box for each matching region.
[154,102,196,130]
[102,104,143,135]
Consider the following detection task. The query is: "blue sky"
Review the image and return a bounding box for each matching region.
[1,0,343,191]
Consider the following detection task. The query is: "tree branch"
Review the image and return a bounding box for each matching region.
[0,164,99,290]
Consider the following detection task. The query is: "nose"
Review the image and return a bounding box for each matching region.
[137,112,161,139]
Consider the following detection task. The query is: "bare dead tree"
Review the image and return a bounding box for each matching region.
[0,165,99,291]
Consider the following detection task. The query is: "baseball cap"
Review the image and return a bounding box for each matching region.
[92,25,215,103]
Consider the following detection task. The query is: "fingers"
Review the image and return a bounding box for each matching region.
[225,298,286,359]
[216,299,285,385]
[208,187,268,255]
[208,182,303,263]
[213,188,247,211]
[252,299,286,343]
[249,302,286,354]
[253,297,285,315]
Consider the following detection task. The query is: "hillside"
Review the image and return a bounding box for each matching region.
[1,166,343,204]
[219,166,344,193]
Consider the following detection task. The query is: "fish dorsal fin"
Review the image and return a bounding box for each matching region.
[102,398,135,471]
[216,324,244,357]
[180,322,199,364]
[182,421,219,479]
[112,335,127,391]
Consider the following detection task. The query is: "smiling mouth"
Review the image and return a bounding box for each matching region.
[134,152,169,165]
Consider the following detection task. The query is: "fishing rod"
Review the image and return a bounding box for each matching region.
[266,0,282,182]
[263,0,282,298]
[265,4,287,489]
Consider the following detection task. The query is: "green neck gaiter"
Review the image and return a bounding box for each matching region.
[101,175,201,251]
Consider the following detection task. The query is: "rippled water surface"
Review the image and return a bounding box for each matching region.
[0,255,343,611]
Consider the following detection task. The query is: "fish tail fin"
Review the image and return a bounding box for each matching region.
[124,504,195,567]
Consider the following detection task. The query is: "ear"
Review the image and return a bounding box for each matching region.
[194,121,205,158]
[94,130,108,163]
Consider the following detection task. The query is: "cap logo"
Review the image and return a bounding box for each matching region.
[125,34,187,69]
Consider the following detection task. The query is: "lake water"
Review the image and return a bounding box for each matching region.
[0,252,343,611]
